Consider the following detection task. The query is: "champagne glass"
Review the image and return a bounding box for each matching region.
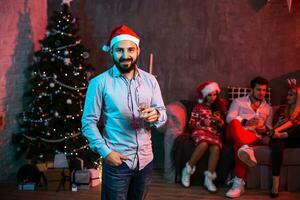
[138,101,149,118]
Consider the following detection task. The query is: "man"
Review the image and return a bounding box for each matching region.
[225,77,273,198]
[81,25,167,200]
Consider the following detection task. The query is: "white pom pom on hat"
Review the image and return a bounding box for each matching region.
[197,81,221,103]
[102,25,140,52]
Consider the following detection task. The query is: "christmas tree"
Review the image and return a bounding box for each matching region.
[13,0,99,167]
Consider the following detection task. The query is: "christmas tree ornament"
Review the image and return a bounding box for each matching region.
[49,82,55,88]
[64,58,71,65]
[81,52,90,59]
[54,111,59,117]
[51,57,55,62]
[66,99,72,104]
[46,31,50,36]
[31,71,37,78]
[55,40,61,46]
[64,50,69,55]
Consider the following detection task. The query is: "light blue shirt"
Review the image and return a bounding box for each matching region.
[81,65,167,170]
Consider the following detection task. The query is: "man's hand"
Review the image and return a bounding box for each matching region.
[246,117,266,134]
[245,117,259,127]
[141,107,160,123]
[105,151,128,166]
[255,125,267,135]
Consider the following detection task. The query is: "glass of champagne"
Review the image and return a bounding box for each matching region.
[138,101,149,118]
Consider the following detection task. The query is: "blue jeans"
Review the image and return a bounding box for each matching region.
[101,161,153,200]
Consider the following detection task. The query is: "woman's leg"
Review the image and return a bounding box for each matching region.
[189,142,209,167]
[203,144,220,192]
[270,139,285,176]
[269,139,285,195]
[208,145,220,172]
[271,176,280,195]
[181,142,209,187]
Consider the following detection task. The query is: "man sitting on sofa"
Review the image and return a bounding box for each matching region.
[225,76,273,198]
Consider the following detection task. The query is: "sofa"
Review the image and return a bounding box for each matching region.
[164,100,300,191]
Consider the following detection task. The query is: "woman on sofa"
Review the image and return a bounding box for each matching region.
[269,79,300,198]
[181,81,227,192]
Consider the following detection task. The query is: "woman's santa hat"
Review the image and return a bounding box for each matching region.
[197,81,221,103]
[102,25,140,52]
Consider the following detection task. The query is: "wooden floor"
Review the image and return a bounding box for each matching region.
[1,169,299,200]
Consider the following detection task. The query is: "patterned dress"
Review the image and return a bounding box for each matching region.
[189,103,223,149]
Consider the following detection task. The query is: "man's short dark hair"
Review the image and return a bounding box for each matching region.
[250,76,269,89]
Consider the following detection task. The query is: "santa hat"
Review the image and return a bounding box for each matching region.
[102,25,140,52]
[197,82,221,103]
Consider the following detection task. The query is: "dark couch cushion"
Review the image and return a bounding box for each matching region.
[253,146,272,165]
[283,148,300,165]
[253,146,300,166]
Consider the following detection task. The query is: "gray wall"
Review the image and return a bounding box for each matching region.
[0,0,47,181]
[49,0,300,105]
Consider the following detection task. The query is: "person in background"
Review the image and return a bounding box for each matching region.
[181,81,227,192]
[225,76,273,198]
[268,79,300,198]
[81,25,167,200]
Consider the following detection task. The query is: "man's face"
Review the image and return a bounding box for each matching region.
[252,84,267,101]
[111,40,140,74]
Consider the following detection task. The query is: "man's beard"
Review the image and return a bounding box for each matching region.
[113,57,137,74]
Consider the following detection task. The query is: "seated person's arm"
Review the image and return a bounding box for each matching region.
[226,99,242,123]
[275,120,293,133]
[188,106,199,131]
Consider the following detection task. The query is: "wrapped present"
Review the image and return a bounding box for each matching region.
[88,168,101,187]
[71,170,90,189]
[46,161,54,168]
[45,168,70,191]
[18,182,36,190]
[54,153,69,168]
[36,161,54,172]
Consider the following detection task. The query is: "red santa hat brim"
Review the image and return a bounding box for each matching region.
[102,25,140,52]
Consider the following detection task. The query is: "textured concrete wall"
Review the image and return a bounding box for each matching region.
[0,0,47,181]
[48,0,300,105]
